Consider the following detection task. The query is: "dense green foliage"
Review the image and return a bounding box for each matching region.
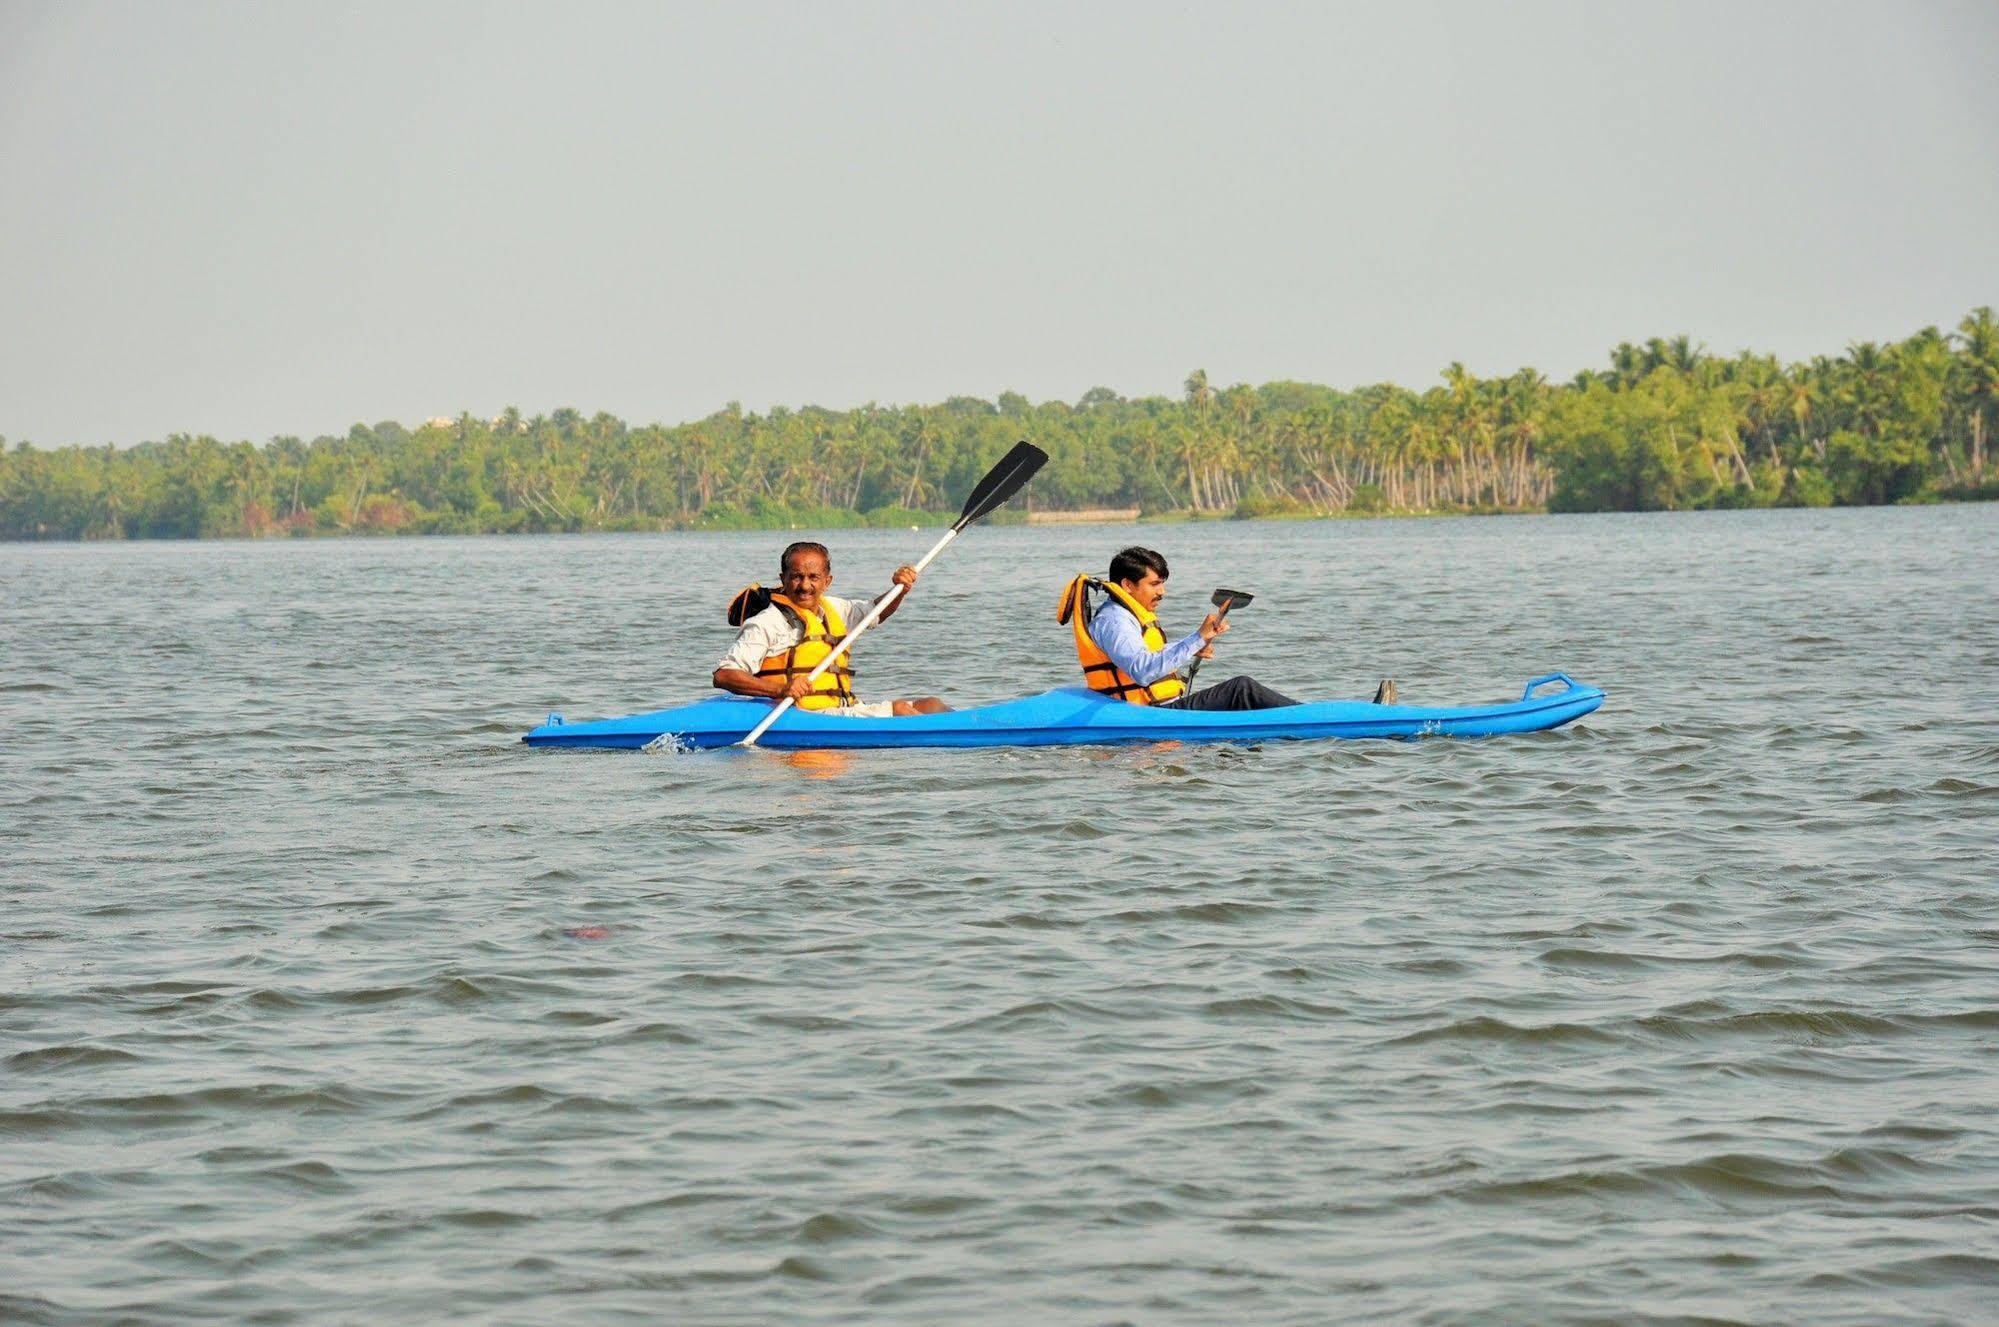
[5,310,1995,539]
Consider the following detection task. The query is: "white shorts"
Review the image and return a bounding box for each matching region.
[825,700,898,719]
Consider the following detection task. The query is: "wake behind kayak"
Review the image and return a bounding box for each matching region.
[521,674,1604,752]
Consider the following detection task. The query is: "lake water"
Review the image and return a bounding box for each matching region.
[4,505,1996,1325]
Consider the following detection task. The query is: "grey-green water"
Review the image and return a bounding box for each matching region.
[4,506,1997,1325]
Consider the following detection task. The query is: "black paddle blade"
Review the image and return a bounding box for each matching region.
[1211,587,1254,614]
[953,440,1048,531]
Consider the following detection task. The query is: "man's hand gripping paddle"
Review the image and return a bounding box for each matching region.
[737,440,1049,748]
[1182,587,1253,691]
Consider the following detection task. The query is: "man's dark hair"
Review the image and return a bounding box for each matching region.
[1109,546,1168,585]
[781,541,831,575]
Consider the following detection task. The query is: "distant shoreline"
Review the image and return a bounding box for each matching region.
[5,308,1994,540]
[10,496,1999,544]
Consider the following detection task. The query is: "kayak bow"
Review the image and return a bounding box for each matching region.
[522,674,1604,752]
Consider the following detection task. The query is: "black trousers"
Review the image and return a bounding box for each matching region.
[1159,674,1301,711]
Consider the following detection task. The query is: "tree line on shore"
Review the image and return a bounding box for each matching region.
[3,309,1994,540]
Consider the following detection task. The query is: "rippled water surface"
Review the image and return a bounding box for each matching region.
[5,506,1997,1325]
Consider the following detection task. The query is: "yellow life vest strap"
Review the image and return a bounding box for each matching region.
[754,593,856,706]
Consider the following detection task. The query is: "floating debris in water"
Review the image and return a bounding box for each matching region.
[562,925,612,941]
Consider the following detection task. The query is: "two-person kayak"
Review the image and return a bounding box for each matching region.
[521,673,1604,751]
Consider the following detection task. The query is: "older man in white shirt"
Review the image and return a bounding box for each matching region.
[713,541,948,717]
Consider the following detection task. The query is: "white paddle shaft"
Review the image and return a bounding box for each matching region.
[737,527,960,747]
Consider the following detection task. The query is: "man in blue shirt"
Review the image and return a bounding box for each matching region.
[1087,546,1396,711]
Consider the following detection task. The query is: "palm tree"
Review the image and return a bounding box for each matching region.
[1500,370,1549,506]
[1663,334,1707,377]
[1609,342,1643,389]
[1183,369,1214,415]
[1732,354,1786,463]
[1791,362,1832,459]
[900,408,941,508]
[1954,307,1999,475]
[1838,342,1893,438]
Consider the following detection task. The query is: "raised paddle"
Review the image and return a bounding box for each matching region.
[1181,586,1253,691]
[738,440,1049,748]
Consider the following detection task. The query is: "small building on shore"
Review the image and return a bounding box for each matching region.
[1026,508,1140,525]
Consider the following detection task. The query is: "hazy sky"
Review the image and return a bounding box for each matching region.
[2,0,1995,446]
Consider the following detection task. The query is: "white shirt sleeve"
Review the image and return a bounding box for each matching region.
[715,606,795,676]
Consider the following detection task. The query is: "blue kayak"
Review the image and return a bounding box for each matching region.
[521,673,1603,751]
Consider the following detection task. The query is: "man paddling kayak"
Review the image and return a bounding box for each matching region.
[714,541,949,717]
[1058,546,1397,711]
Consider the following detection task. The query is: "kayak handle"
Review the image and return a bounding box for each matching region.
[1521,673,1577,701]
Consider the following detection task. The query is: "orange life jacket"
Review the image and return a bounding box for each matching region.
[727,584,857,711]
[1055,574,1188,706]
